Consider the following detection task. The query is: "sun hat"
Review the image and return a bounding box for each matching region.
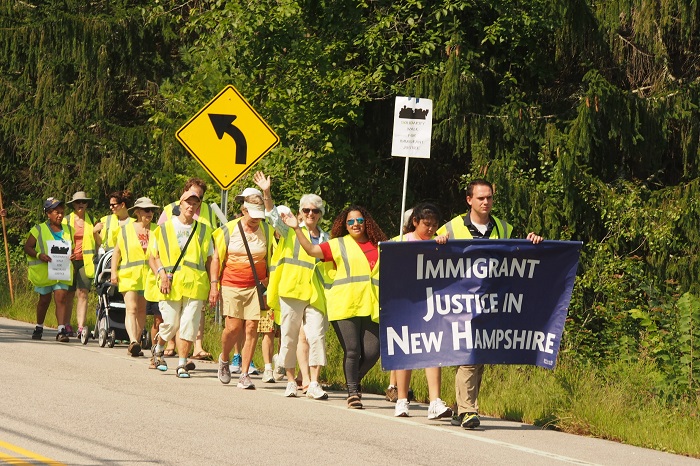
[244,201,266,219]
[66,191,93,206]
[179,189,202,203]
[129,197,160,212]
[43,197,64,212]
[235,187,263,203]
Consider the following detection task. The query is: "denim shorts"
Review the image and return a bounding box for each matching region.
[35,283,70,295]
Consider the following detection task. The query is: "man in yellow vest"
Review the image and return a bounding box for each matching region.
[157,177,218,361]
[63,191,101,338]
[149,189,219,378]
[437,179,543,429]
[23,198,74,342]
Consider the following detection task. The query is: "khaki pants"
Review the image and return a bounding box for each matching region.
[455,364,484,415]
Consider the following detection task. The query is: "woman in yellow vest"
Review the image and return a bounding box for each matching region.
[94,190,134,252]
[109,197,159,357]
[254,171,330,399]
[213,188,275,390]
[63,191,101,339]
[149,189,219,378]
[23,197,74,342]
[282,204,387,409]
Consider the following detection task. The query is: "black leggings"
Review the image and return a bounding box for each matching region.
[332,316,380,396]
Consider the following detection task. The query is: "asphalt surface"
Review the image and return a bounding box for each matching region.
[1,317,698,465]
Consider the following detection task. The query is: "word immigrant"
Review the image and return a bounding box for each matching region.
[378,240,581,371]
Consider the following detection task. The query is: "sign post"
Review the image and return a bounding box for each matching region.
[391,96,433,238]
[176,85,280,190]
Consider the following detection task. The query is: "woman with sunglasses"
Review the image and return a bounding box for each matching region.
[282,204,387,408]
[94,190,134,252]
[253,171,331,399]
[110,197,160,357]
[63,191,101,338]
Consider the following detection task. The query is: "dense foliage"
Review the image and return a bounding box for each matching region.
[1,0,699,399]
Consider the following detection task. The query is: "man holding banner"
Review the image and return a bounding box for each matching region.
[437,179,542,429]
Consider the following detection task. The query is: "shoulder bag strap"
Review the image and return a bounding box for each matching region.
[170,221,198,275]
[237,220,268,310]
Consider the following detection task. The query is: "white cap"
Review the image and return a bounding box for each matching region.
[276,205,292,216]
[235,187,263,203]
[244,201,265,219]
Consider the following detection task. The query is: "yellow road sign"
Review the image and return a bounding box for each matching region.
[176,85,280,190]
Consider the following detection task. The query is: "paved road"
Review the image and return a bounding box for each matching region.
[1,317,697,465]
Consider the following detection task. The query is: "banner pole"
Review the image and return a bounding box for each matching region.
[0,188,14,303]
[399,157,410,241]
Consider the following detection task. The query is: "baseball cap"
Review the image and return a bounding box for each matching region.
[235,187,263,203]
[244,201,266,219]
[179,189,202,203]
[43,197,64,212]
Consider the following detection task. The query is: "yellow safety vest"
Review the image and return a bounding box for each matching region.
[437,214,512,240]
[314,236,380,322]
[63,212,97,278]
[100,214,135,251]
[115,223,157,293]
[267,225,327,323]
[150,220,213,301]
[212,217,275,278]
[162,201,217,229]
[26,222,74,287]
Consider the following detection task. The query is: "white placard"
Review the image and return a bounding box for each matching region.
[391,96,433,159]
[46,240,72,281]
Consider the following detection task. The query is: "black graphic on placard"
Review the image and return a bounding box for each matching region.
[209,114,248,164]
[398,105,429,120]
[51,245,69,254]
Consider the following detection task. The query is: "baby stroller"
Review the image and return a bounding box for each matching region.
[81,249,150,349]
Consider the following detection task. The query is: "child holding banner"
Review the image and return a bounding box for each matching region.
[282,205,387,409]
[437,179,542,429]
[388,203,452,419]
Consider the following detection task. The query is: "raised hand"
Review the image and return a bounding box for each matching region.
[253,171,271,192]
[281,212,299,229]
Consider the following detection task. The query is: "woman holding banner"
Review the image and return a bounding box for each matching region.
[388,203,453,419]
[282,205,387,409]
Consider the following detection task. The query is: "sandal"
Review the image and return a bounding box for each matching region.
[176,365,190,378]
[185,361,196,371]
[190,351,212,360]
[163,349,176,357]
[347,395,363,409]
[152,350,167,371]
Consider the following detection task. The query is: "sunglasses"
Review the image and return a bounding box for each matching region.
[74,200,88,205]
[346,217,365,226]
[301,208,321,215]
[109,203,120,208]
[141,208,155,213]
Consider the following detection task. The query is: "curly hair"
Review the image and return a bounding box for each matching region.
[184,177,207,195]
[330,205,387,246]
[109,190,133,208]
[405,202,441,234]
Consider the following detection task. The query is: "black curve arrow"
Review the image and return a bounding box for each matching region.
[208,113,248,164]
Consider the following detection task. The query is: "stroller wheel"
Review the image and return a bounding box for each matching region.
[107,329,116,348]
[80,327,89,345]
[98,328,107,347]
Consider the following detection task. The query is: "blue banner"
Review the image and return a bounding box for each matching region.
[378,240,581,370]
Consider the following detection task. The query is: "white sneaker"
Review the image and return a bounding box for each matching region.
[427,398,453,420]
[237,374,255,390]
[272,354,285,381]
[284,381,298,397]
[306,383,328,400]
[262,368,275,383]
[394,398,409,417]
[217,356,231,385]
